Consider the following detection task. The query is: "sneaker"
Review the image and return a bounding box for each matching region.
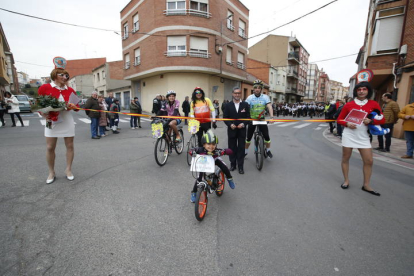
[101,134,106,137]
[190,192,196,203]
[227,178,235,189]
[267,150,273,158]
[401,155,413,159]
[131,127,136,129]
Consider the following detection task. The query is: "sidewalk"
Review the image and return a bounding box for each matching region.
[323,129,414,170]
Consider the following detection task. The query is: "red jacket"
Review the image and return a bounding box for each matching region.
[38,83,79,111]
[337,100,385,127]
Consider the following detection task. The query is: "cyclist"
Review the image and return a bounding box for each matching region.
[156,90,182,142]
[189,87,217,147]
[245,79,274,158]
[189,130,235,203]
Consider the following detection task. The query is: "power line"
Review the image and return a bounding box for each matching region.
[310,53,358,63]
[224,0,339,46]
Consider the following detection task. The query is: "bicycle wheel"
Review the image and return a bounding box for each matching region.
[175,129,184,154]
[186,135,197,166]
[255,135,264,171]
[215,170,225,197]
[195,186,208,221]
[154,136,169,166]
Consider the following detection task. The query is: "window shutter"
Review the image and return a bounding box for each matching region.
[195,0,209,3]
[133,14,139,22]
[239,20,246,30]
[135,48,140,57]
[376,15,404,51]
[168,36,186,47]
[226,46,232,62]
[238,52,244,63]
[190,36,208,51]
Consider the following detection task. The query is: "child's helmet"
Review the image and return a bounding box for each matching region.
[201,129,218,145]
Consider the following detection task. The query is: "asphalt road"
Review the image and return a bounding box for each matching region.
[1,111,413,275]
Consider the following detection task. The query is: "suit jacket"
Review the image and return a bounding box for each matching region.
[223,101,250,127]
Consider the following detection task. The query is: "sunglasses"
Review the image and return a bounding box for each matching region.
[253,86,261,89]
[195,91,202,94]
[57,73,70,79]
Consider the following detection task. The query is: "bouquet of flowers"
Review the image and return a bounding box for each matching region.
[32,95,67,129]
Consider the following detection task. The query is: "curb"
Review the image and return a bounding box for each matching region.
[322,128,414,171]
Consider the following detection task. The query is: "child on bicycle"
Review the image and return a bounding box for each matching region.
[189,130,235,203]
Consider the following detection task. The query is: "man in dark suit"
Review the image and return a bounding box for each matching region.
[223,87,250,174]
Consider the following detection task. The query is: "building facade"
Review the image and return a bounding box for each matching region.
[329,80,344,101]
[355,0,414,138]
[317,72,330,103]
[66,58,107,79]
[248,35,309,103]
[68,74,94,98]
[120,0,249,112]
[92,61,132,109]
[305,63,320,102]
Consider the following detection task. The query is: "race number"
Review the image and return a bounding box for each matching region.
[190,155,215,173]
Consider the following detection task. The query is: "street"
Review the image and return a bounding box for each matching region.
[1,111,413,276]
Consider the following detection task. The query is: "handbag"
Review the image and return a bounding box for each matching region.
[6,105,11,110]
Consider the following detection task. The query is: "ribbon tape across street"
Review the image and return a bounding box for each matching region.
[76,107,337,123]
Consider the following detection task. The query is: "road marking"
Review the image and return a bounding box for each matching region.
[278,122,299,127]
[141,118,151,122]
[119,119,129,123]
[318,124,328,127]
[268,122,284,126]
[15,120,29,126]
[293,123,311,129]
[315,127,322,130]
[79,118,91,124]
[40,120,46,126]
[37,113,42,118]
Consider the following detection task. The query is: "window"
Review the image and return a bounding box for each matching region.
[227,10,234,30]
[270,72,273,84]
[123,23,129,39]
[226,46,233,65]
[190,0,208,12]
[97,73,100,82]
[239,20,246,38]
[167,36,186,56]
[124,54,130,69]
[102,70,105,79]
[166,0,186,15]
[371,7,404,55]
[237,52,245,70]
[189,36,209,58]
[134,48,141,65]
[133,14,139,33]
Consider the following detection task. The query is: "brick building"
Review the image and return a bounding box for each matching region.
[66,58,107,79]
[355,0,414,138]
[0,23,18,95]
[305,63,320,102]
[120,0,249,112]
[248,35,309,103]
[92,61,132,108]
[247,58,282,102]
[317,72,330,103]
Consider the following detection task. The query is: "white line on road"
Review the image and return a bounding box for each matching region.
[277,122,299,127]
[15,120,29,126]
[141,118,151,122]
[315,127,321,130]
[318,124,328,127]
[293,123,311,129]
[37,113,42,118]
[40,120,46,126]
[119,119,129,123]
[79,118,91,124]
[268,122,285,126]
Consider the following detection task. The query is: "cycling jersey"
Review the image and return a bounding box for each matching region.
[160,100,180,117]
[190,97,215,123]
[245,94,271,119]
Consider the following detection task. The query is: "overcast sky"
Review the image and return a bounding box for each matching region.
[0,0,369,85]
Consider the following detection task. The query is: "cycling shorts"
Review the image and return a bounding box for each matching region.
[246,124,270,143]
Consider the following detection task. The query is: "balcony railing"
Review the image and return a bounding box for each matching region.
[287,69,298,78]
[122,34,129,40]
[134,57,141,66]
[238,28,247,39]
[237,62,246,70]
[164,50,211,58]
[124,62,130,69]
[227,23,235,31]
[226,60,234,66]
[163,9,211,18]
[288,52,299,62]
[132,23,140,33]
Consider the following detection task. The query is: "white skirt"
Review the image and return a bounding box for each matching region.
[44,110,75,137]
[341,124,371,148]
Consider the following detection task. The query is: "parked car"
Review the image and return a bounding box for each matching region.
[15,95,32,113]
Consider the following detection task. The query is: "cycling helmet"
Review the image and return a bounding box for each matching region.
[166,90,176,97]
[253,79,264,88]
[193,87,204,94]
[201,129,218,145]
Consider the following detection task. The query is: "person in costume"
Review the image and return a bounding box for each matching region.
[38,57,79,184]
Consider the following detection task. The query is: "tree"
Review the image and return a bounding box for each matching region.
[29,91,35,95]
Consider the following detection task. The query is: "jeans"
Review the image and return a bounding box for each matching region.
[10,112,24,126]
[130,116,141,127]
[99,126,106,136]
[377,123,394,150]
[337,123,343,136]
[405,131,414,156]
[90,117,99,137]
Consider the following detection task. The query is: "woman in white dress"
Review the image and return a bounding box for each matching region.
[336,82,384,196]
[38,63,79,184]
[4,92,24,127]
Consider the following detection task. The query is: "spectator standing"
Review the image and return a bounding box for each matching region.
[4,92,24,127]
[334,101,345,137]
[336,82,384,196]
[84,91,101,139]
[0,94,5,127]
[108,99,120,134]
[98,95,107,137]
[325,101,337,133]
[213,100,220,118]
[375,93,400,152]
[223,87,250,174]
[398,100,414,159]
[105,92,115,111]
[130,97,142,129]
[152,94,161,114]
[182,96,190,125]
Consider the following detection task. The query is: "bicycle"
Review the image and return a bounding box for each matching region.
[152,118,184,166]
[251,120,268,171]
[186,133,198,166]
[191,154,226,221]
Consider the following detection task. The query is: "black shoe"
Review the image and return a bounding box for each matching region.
[92,136,100,139]
[361,186,380,196]
[11,125,16,127]
[112,131,120,134]
[374,147,384,151]
[97,135,101,138]
[267,150,273,158]
[385,149,390,152]
[230,165,236,171]
[238,168,244,174]
[341,183,349,189]
[139,126,142,128]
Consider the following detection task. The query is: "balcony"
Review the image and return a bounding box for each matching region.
[238,28,247,39]
[164,50,211,58]
[163,9,211,18]
[122,34,129,40]
[124,62,130,69]
[134,57,141,66]
[287,68,298,79]
[237,62,246,70]
[288,52,300,63]
[227,23,235,31]
[188,50,211,58]
[226,60,234,66]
